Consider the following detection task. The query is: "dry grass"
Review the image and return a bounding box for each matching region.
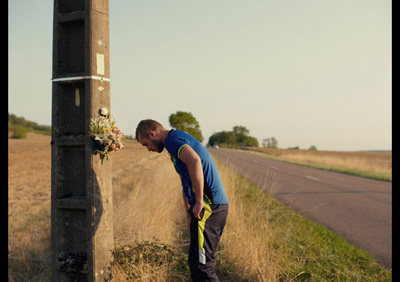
[111,142,290,281]
[215,163,285,281]
[110,141,289,281]
[8,133,285,281]
[9,133,391,281]
[8,132,52,281]
[111,140,190,280]
[111,141,183,247]
[8,133,189,281]
[9,132,51,215]
[245,147,392,181]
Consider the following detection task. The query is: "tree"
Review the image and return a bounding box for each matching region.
[169,111,203,143]
[262,138,269,148]
[207,126,259,147]
[270,137,278,148]
[241,135,258,147]
[262,137,278,148]
[233,126,249,135]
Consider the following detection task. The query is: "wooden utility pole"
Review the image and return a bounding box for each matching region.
[51,0,113,280]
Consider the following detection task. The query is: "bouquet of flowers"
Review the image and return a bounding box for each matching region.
[89,109,125,164]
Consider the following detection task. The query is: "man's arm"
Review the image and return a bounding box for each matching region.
[179,145,204,220]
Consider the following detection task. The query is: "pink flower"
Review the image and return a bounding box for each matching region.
[103,138,111,146]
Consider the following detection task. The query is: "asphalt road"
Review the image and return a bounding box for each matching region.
[210,148,392,268]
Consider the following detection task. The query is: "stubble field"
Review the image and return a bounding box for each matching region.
[244,147,391,181]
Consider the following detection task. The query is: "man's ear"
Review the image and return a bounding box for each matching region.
[147,131,156,138]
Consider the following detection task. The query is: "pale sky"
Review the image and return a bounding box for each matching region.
[8,0,391,151]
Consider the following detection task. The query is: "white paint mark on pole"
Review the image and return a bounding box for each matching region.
[75,88,80,107]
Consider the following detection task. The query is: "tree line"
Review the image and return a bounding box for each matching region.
[167,111,258,148]
[8,113,51,139]
[168,111,317,150]
[9,111,317,150]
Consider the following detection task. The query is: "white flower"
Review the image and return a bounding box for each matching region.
[99,108,108,117]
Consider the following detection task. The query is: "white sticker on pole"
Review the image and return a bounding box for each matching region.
[96,53,105,75]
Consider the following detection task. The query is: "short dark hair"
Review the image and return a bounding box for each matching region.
[135,119,164,140]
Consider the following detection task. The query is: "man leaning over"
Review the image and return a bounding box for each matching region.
[135,119,229,281]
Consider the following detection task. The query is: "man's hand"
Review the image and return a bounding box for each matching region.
[192,201,204,220]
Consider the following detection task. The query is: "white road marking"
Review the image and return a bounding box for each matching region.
[271,166,278,170]
[305,175,321,181]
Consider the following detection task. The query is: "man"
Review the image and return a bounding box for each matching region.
[135,119,229,281]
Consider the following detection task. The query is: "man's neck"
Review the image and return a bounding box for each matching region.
[157,129,170,143]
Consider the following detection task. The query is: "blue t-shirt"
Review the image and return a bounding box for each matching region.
[164,130,229,208]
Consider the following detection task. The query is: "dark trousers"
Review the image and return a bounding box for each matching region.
[188,204,229,282]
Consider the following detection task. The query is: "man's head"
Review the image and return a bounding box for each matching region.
[135,119,166,153]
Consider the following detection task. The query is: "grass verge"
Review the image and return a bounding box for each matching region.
[214,158,391,281]
[112,154,391,281]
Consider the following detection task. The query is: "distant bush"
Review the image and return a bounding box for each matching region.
[12,125,27,139]
[8,113,51,137]
[208,125,259,148]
